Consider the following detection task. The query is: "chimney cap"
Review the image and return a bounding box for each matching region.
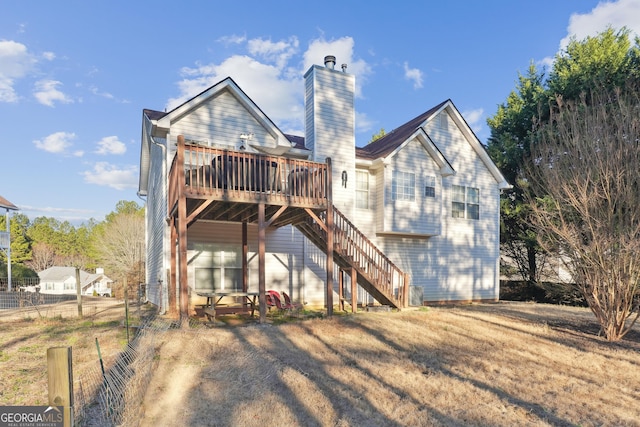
[324,55,336,69]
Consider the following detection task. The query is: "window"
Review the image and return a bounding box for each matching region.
[467,187,479,220]
[392,170,415,201]
[452,185,479,220]
[424,175,436,198]
[452,185,466,218]
[439,113,449,129]
[355,170,369,209]
[191,244,243,292]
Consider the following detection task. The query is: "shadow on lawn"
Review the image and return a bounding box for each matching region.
[182,317,460,426]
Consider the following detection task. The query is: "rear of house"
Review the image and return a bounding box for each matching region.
[138,56,508,315]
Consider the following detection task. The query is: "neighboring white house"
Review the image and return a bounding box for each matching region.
[38,267,113,296]
[138,55,509,315]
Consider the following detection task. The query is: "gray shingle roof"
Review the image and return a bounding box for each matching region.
[356,100,449,160]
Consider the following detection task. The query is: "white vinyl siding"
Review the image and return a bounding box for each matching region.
[382,139,442,236]
[421,107,501,302]
[168,89,278,151]
[145,135,168,309]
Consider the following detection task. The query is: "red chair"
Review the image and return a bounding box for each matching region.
[266,290,285,315]
[281,291,303,314]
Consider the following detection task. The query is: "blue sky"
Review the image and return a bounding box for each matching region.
[1,0,639,225]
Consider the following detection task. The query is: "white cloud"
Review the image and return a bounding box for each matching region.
[34,79,73,107]
[18,204,97,222]
[461,108,484,133]
[82,162,138,190]
[0,40,37,102]
[33,131,77,154]
[303,36,372,97]
[96,136,126,155]
[355,111,375,137]
[403,62,424,89]
[541,0,640,65]
[166,35,372,136]
[42,51,55,61]
[247,36,299,69]
[217,34,246,46]
[90,86,114,100]
[561,0,640,49]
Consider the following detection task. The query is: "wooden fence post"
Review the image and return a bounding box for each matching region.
[47,346,73,427]
[75,267,82,318]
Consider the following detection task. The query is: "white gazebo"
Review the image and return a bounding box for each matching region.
[0,196,19,291]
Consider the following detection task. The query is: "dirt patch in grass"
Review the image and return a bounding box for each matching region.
[140,302,640,427]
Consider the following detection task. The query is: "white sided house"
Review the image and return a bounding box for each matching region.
[38,267,113,296]
[138,55,509,319]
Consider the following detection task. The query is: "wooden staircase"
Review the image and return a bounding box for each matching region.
[296,205,409,309]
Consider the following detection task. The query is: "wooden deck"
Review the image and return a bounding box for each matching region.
[168,139,330,228]
[166,135,408,321]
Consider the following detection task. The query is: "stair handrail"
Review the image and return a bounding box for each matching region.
[308,205,409,307]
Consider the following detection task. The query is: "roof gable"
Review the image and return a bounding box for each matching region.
[357,100,510,189]
[356,100,447,160]
[152,78,292,151]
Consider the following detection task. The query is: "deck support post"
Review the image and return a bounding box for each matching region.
[258,203,266,323]
[242,222,248,293]
[177,135,189,321]
[326,158,334,317]
[338,269,344,311]
[403,273,410,308]
[169,217,177,317]
[350,267,357,313]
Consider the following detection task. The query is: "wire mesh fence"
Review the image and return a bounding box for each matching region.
[0,281,178,426]
[73,314,211,426]
[74,316,178,427]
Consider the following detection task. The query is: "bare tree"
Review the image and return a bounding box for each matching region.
[527,84,640,341]
[26,242,56,272]
[95,212,145,287]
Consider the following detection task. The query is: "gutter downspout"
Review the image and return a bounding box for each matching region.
[146,135,168,314]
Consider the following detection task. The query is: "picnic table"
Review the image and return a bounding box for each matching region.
[196,290,259,322]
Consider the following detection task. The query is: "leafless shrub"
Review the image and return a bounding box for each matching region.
[526,83,640,341]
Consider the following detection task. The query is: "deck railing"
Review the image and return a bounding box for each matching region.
[168,136,330,213]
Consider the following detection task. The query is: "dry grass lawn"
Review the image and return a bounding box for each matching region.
[140,302,640,427]
[0,298,146,406]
